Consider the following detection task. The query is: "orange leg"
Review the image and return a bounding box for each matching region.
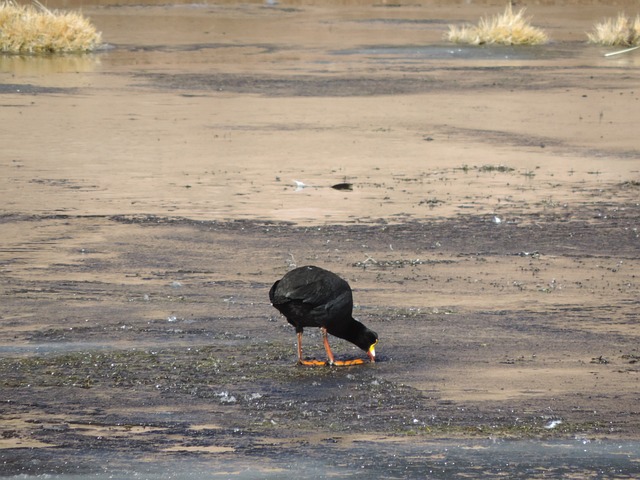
[297,331,326,366]
[321,328,366,367]
[321,327,336,364]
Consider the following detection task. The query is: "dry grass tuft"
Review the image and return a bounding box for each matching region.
[446,4,548,46]
[0,0,102,54]
[587,14,640,46]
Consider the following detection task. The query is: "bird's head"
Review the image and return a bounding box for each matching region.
[343,319,378,363]
[357,327,378,363]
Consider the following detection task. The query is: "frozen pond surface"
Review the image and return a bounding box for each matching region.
[334,44,575,61]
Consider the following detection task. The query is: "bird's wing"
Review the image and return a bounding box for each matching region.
[314,288,352,318]
[281,280,331,307]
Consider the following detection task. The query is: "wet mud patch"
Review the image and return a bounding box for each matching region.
[435,125,640,160]
[0,84,78,95]
[134,63,631,97]
[134,72,442,97]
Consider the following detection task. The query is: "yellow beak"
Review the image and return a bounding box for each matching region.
[367,344,376,362]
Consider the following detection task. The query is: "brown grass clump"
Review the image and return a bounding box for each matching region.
[587,14,640,46]
[0,0,102,54]
[446,4,548,46]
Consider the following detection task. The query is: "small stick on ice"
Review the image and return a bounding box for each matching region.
[604,45,640,57]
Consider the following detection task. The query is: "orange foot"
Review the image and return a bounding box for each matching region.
[298,358,327,366]
[331,358,367,366]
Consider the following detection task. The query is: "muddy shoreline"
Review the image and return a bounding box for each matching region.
[2,201,639,477]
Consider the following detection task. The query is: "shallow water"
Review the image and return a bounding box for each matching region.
[6,438,640,478]
[2,2,639,224]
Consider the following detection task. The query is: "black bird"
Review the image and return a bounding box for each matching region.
[269,265,378,366]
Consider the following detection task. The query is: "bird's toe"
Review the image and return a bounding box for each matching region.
[298,358,327,367]
[331,358,367,367]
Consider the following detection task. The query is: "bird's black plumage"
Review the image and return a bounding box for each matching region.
[269,265,378,365]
